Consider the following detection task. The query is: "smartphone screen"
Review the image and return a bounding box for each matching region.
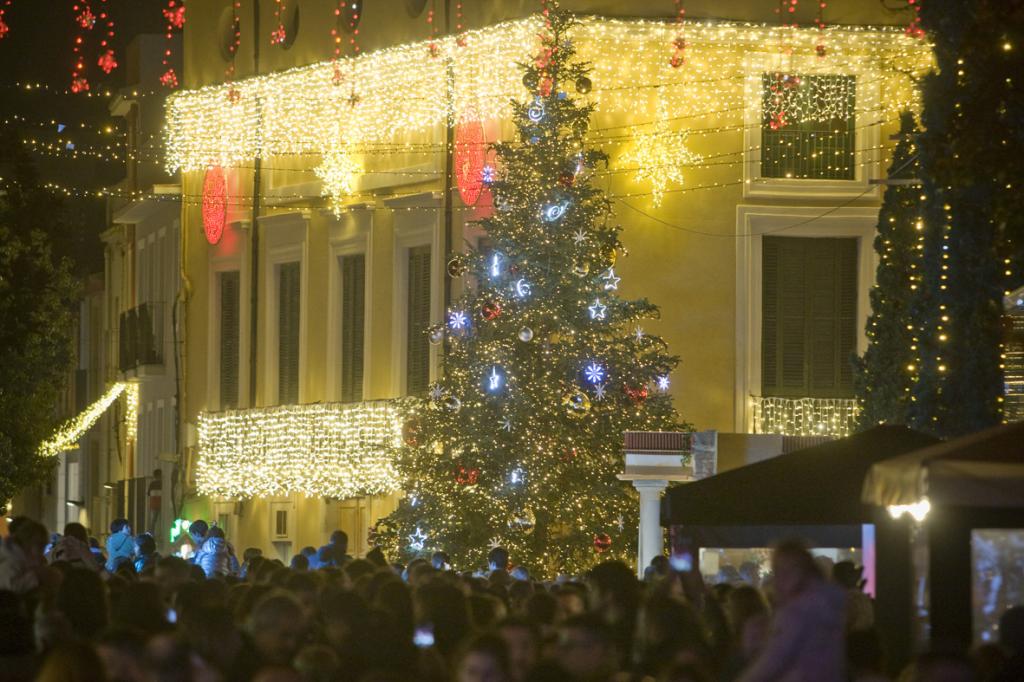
[670,527,696,573]
[413,624,434,648]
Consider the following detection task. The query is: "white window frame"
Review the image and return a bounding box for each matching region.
[260,212,309,406]
[326,207,374,403]
[743,54,882,200]
[207,225,251,412]
[734,205,879,432]
[388,192,444,396]
[269,499,295,542]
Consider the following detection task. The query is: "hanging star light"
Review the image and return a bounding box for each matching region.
[594,383,607,401]
[588,299,607,320]
[573,228,588,245]
[601,268,620,291]
[621,104,701,207]
[315,143,361,215]
[409,527,428,551]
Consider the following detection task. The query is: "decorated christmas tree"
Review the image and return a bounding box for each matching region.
[854,112,921,428]
[378,11,684,577]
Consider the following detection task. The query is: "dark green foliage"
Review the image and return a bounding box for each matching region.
[0,136,80,504]
[855,112,921,428]
[908,0,1024,436]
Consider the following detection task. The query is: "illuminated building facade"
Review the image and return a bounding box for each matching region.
[169,0,932,557]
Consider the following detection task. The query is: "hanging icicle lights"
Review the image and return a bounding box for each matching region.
[164,15,932,174]
[195,400,409,500]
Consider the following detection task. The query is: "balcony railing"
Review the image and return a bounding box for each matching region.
[751,396,861,438]
[119,302,164,372]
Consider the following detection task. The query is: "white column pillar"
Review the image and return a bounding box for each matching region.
[633,480,668,579]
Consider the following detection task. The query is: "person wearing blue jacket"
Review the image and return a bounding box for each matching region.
[105,518,134,573]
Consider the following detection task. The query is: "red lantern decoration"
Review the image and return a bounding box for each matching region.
[624,383,649,404]
[481,301,502,321]
[454,115,486,206]
[456,466,479,485]
[202,167,228,245]
[593,533,612,553]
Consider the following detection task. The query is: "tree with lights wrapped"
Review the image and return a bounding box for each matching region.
[907,0,1024,437]
[378,11,684,577]
[854,112,921,428]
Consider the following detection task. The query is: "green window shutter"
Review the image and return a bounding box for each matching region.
[278,261,301,405]
[340,254,366,403]
[219,271,240,409]
[406,245,432,396]
[760,74,856,180]
[762,237,858,398]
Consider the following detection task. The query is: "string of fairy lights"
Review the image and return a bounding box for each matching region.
[164,14,932,214]
[195,400,408,499]
[38,381,138,458]
[750,396,861,438]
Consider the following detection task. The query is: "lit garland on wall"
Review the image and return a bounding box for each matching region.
[195,400,408,500]
[751,395,860,438]
[164,15,932,178]
[38,381,133,457]
[124,382,138,443]
[314,142,362,215]
[620,99,701,205]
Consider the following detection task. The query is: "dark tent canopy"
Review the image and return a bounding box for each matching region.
[662,425,940,526]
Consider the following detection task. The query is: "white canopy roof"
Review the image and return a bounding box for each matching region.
[861,421,1024,508]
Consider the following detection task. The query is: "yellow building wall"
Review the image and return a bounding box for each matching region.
[176,0,923,556]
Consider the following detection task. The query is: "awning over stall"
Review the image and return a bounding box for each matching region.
[861,421,1024,508]
[662,426,939,526]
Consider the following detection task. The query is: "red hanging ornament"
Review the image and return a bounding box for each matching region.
[0,1,11,41]
[538,77,553,97]
[160,69,178,89]
[905,0,924,39]
[593,533,612,553]
[160,1,185,89]
[455,466,480,485]
[77,6,96,29]
[624,383,649,404]
[814,1,828,57]
[481,301,502,321]
[669,2,686,67]
[162,1,185,29]
[97,49,117,74]
[402,417,422,447]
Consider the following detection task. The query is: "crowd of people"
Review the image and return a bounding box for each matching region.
[1,515,1022,682]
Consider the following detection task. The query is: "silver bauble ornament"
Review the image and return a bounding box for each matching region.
[518,327,534,342]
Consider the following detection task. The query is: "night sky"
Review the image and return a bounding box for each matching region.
[0,1,167,275]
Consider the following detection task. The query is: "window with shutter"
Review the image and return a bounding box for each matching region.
[340,254,366,402]
[406,245,432,396]
[278,261,301,405]
[761,74,856,180]
[762,236,857,398]
[219,271,240,409]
